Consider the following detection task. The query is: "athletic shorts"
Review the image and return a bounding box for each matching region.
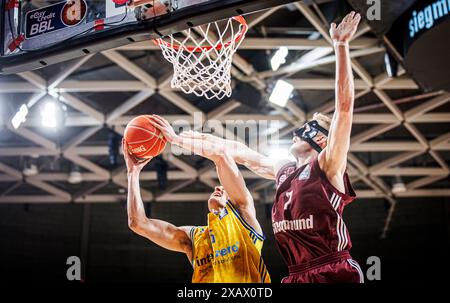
[282,251,364,283]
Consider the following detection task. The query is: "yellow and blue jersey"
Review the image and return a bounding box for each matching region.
[190,201,270,283]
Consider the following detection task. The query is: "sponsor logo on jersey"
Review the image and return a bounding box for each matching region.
[131,145,146,153]
[215,241,239,257]
[298,164,311,180]
[277,167,296,187]
[194,241,240,267]
[272,215,314,234]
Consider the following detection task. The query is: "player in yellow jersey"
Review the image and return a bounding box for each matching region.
[124,115,270,283]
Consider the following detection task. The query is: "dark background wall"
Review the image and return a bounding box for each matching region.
[0,198,449,283]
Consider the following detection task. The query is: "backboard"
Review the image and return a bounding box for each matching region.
[0,0,298,74]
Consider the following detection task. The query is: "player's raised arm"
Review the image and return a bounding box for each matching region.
[321,12,361,177]
[150,115,263,236]
[146,114,276,179]
[178,130,278,180]
[123,140,193,257]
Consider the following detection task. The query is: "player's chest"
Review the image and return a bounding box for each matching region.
[273,177,331,221]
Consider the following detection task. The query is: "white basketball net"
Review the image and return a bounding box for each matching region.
[153,16,248,100]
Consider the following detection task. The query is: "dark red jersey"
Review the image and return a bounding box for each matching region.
[272,158,356,267]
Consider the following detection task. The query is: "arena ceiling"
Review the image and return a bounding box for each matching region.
[0,0,449,214]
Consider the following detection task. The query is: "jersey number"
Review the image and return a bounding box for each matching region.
[284,190,293,210]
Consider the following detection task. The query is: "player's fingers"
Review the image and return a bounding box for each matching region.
[152,115,170,129]
[148,119,164,133]
[150,114,163,125]
[152,114,165,123]
[342,13,350,23]
[160,116,171,126]
[349,11,355,21]
[344,11,354,23]
[353,13,361,24]
[330,23,337,31]
[150,115,165,128]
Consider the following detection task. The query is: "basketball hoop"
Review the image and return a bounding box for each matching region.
[153,16,248,100]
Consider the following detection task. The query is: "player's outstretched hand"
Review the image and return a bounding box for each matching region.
[123,139,151,174]
[330,11,361,43]
[149,115,178,143]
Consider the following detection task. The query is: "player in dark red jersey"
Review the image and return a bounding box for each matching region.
[179,12,363,283]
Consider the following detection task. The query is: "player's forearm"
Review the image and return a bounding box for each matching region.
[323,42,355,174]
[172,135,223,162]
[127,171,148,227]
[175,133,275,179]
[214,152,253,206]
[334,42,355,113]
[216,139,276,180]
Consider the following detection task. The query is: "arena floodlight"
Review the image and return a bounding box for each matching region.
[384,53,398,78]
[11,104,29,129]
[269,80,294,107]
[68,169,83,185]
[22,156,39,177]
[271,47,289,71]
[41,101,58,128]
[392,176,406,194]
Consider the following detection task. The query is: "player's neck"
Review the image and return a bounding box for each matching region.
[295,151,317,168]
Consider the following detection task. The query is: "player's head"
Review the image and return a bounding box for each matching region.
[290,112,331,158]
[208,186,228,212]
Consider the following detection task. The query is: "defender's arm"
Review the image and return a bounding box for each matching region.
[179,131,278,180]
[321,12,361,177]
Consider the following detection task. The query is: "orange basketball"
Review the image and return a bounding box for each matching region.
[124,115,167,160]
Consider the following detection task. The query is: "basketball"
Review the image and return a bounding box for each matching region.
[124,115,167,160]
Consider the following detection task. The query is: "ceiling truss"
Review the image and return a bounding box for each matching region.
[0,1,448,208]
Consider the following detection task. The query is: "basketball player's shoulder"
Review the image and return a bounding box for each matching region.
[274,156,296,177]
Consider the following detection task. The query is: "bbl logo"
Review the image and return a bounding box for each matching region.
[61,0,87,26]
[25,0,87,39]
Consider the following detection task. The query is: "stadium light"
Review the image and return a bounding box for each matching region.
[23,156,39,177]
[269,80,294,107]
[270,47,289,71]
[384,53,399,78]
[41,101,58,128]
[392,175,406,194]
[268,146,290,160]
[11,104,29,129]
[68,171,83,184]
